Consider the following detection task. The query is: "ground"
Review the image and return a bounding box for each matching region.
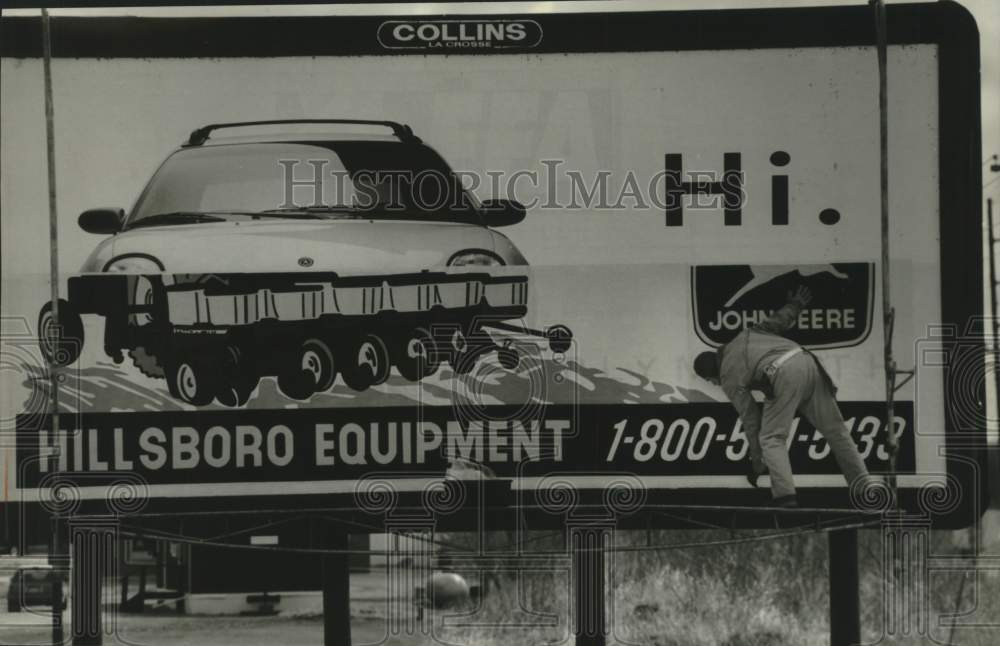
[0,613,427,646]
[2,513,998,646]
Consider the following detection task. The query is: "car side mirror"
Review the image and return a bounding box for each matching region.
[78,208,124,235]
[480,199,526,227]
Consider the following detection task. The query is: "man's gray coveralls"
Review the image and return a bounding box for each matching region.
[718,299,870,500]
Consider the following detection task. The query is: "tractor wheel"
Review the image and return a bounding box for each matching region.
[300,338,337,391]
[166,355,219,406]
[448,329,492,375]
[215,375,258,408]
[217,348,258,406]
[394,327,440,381]
[277,338,335,400]
[214,345,259,407]
[37,299,84,367]
[341,334,390,391]
[546,325,573,354]
[497,345,520,370]
[277,368,315,401]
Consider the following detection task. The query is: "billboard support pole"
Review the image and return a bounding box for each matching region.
[986,197,1000,416]
[572,526,607,646]
[49,515,66,645]
[322,527,352,646]
[871,0,899,504]
[41,9,65,644]
[989,197,1000,502]
[71,521,115,646]
[829,528,861,646]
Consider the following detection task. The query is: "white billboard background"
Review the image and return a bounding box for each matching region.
[1,45,945,496]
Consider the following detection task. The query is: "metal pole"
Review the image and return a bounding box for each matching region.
[49,516,65,645]
[988,198,998,423]
[120,567,129,610]
[138,565,147,613]
[988,197,1000,504]
[70,527,99,646]
[572,527,607,646]
[42,9,65,646]
[871,0,898,502]
[829,529,861,646]
[41,12,60,418]
[71,523,113,646]
[322,527,352,646]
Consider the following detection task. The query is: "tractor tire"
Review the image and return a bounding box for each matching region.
[300,338,337,391]
[394,327,440,381]
[216,373,259,407]
[166,355,219,406]
[497,346,520,370]
[341,334,390,391]
[546,325,573,354]
[37,299,84,367]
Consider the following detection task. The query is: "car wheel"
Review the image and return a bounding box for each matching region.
[394,327,439,382]
[37,299,84,367]
[8,599,20,613]
[166,355,218,406]
[341,334,390,391]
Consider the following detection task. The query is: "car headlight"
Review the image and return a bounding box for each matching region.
[447,250,505,268]
[103,255,164,273]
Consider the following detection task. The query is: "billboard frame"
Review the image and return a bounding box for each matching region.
[1,1,986,529]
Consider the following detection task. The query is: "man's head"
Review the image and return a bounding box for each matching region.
[693,351,720,385]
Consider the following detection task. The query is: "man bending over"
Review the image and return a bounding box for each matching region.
[692,286,871,508]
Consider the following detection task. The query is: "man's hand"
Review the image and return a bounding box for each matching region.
[787,285,812,308]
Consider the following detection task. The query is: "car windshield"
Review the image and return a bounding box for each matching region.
[22,570,50,581]
[127,141,482,228]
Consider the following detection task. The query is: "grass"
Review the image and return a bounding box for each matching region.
[430,523,1000,646]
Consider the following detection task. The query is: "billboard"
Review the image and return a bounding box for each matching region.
[0,2,985,527]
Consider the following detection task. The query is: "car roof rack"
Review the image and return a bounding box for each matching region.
[184,119,422,146]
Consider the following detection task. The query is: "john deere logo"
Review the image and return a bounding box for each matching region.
[298,257,314,268]
[691,263,874,349]
[378,19,542,50]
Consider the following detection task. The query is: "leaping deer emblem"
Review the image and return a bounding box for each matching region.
[724,265,849,308]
